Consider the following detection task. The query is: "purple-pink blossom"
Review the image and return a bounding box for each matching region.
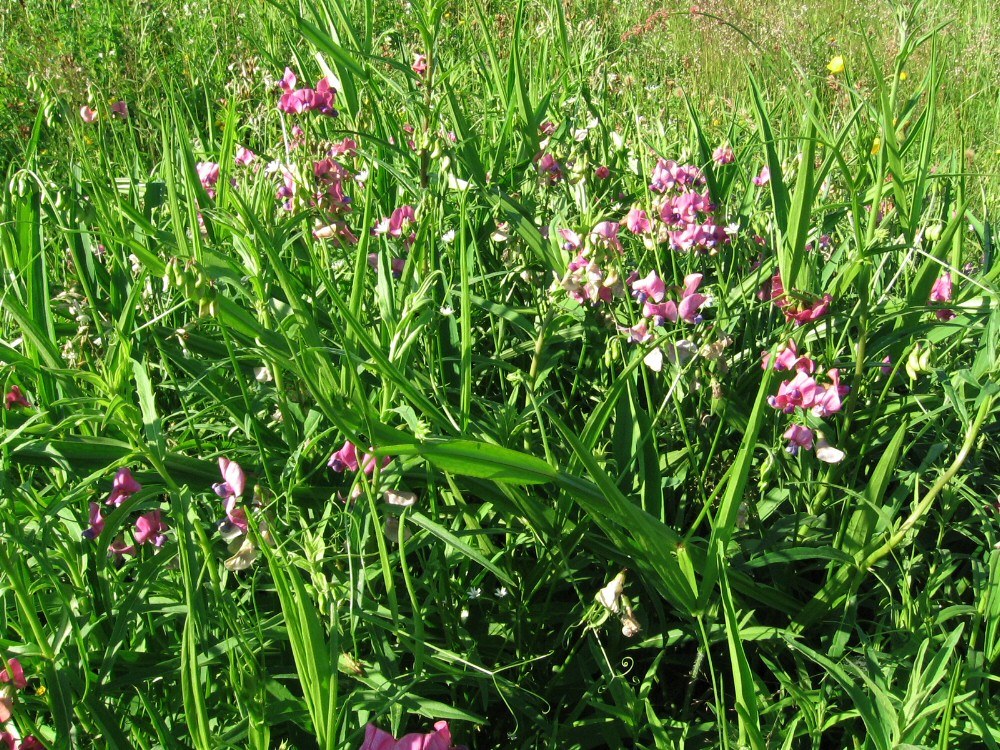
[359,721,460,750]
[135,510,168,547]
[107,468,142,507]
[4,385,30,410]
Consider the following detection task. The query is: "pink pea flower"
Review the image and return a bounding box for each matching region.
[412,53,428,76]
[80,106,97,123]
[631,271,666,303]
[783,424,814,455]
[881,356,892,375]
[761,340,815,373]
[110,100,129,119]
[19,738,44,750]
[329,440,360,472]
[196,162,221,192]
[752,166,770,186]
[330,138,358,157]
[625,208,651,234]
[360,449,392,476]
[359,720,459,750]
[539,120,556,136]
[619,321,653,344]
[4,385,31,409]
[374,205,416,238]
[0,659,26,691]
[769,371,819,413]
[135,510,168,547]
[929,272,955,321]
[535,152,563,183]
[712,145,734,165]
[279,67,297,92]
[811,368,849,417]
[0,657,26,723]
[0,732,14,750]
[235,146,256,166]
[107,468,142,507]
[594,165,611,179]
[590,221,623,253]
[558,228,582,251]
[367,253,406,278]
[213,458,246,500]
[82,502,105,540]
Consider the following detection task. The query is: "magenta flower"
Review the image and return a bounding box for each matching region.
[881,355,892,375]
[783,424,814,455]
[196,162,221,194]
[752,166,770,186]
[811,368,849,417]
[18,737,44,750]
[769,273,833,326]
[535,152,563,183]
[329,440,360,472]
[761,340,814,373]
[929,272,955,320]
[359,721,459,750]
[712,145,734,165]
[539,120,556,136]
[594,165,611,179]
[107,468,142,507]
[213,458,246,500]
[411,53,428,76]
[625,208,651,234]
[235,146,256,166]
[4,385,31,410]
[280,67,297,92]
[631,271,666,303]
[0,659,26,691]
[360,449,392,476]
[135,510,168,547]
[82,502,105,540]
[110,100,129,119]
[80,106,97,123]
[769,371,819,413]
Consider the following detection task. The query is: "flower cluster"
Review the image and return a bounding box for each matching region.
[767,273,832,325]
[764,341,848,461]
[629,159,730,253]
[84,468,169,557]
[278,67,338,116]
[556,222,625,305]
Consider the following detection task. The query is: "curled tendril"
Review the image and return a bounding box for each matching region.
[620,656,635,676]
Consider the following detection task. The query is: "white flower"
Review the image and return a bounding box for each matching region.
[495,586,508,599]
[442,229,456,243]
[467,586,482,600]
[596,571,626,612]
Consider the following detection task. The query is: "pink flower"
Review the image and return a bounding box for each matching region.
[411,53,428,76]
[0,732,14,750]
[811,368,849,417]
[0,659,26,691]
[4,385,31,409]
[235,146,256,166]
[367,253,406,277]
[590,221,623,253]
[315,222,360,245]
[359,721,458,750]
[330,138,358,157]
[82,502,105,540]
[783,424,814,455]
[135,510,168,547]
[625,208,651,234]
[712,145,734,165]
[558,228,582,251]
[19,738,44,750]
[769,273,833,325]
[539,120,556,136]
[619,321,653,344]
[761,340,814,373]
[631,271,666,303]
[594,165,611,179]
[196,162,221,190]
[881,355,892,375]
[80,106,97,123]
[374,205,416,238]
[769,371,819,413]
[360,449,392,476]
[279,67,297,92]
[752,166,770,186]
[929,272,955,321]
[110,100,129,119]
[107,468,142,507]
[329,440,360,472]
[535,152,563,183]
[213,458,246,500]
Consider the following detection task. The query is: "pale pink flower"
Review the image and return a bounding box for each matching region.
[712,145,734,165]
[625,208,651,234]
[752,166,770,186]
[411,53,428,76]
[783,424,814,455]
[631,271,666,303]
[814,432,845,463]
[80,106,97,123]
[234,146,256,166]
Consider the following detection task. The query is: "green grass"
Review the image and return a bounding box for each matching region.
[1,0,998,747]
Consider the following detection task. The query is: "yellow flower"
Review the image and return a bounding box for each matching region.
[827,55,845,75]
[871,137,881,155]
[899,71,908,81]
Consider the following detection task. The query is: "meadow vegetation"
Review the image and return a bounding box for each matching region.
[1,0,998,747]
